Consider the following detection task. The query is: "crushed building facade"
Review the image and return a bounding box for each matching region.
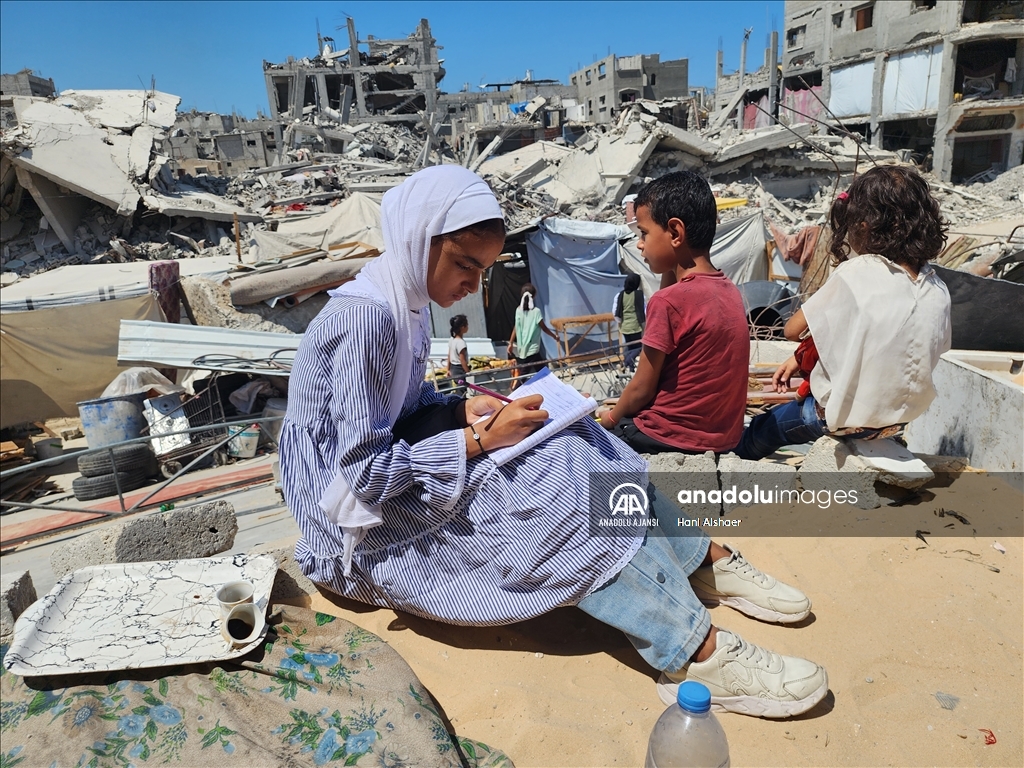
[782,0,1024,181]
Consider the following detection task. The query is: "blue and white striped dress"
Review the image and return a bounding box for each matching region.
[281,295,647,626]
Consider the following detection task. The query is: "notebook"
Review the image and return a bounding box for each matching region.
[482,368,598,466]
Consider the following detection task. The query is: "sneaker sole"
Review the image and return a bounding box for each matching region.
[692,587,810,624]
[657,673,829,719]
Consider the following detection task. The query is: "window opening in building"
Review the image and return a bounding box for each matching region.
[855,4,874,30]
[787,25,806,50]
[912,0,937,9]
[599,95,606,105]
[832,12,843,28]
[651,74,657,86]
[598,63,607,77]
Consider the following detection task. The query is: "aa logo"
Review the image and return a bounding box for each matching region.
[609,483,649,516]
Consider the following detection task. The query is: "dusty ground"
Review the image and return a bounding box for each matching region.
[280,474,1022,767]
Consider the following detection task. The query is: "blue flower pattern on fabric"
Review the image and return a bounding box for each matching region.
[150,704,182,725]
[345,729,377,754]
[118,714,147,738]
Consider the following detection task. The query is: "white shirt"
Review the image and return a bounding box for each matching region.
[448,336,467,368]
[802,253,951,429]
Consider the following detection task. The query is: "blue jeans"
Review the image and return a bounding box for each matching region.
[577,485,711,674]
[733,397,827,461]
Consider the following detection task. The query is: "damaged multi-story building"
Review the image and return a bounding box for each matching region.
[162,111,279,177]
[261,18,442,153]
[568,53,689,124]
[781,0,1024,181]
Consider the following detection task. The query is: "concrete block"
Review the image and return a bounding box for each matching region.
[847,438,935,489]
[1,570,37,643]
[799,436,879,509]
[248,542,317,602]
[647,450,721,518]
[50,500,238,580]
[718,453,798,513]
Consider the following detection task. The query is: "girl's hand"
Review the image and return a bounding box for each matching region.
[595,406,616,430]
[480,394,548,449]
[771,355,801,394]
[463,395,506,424]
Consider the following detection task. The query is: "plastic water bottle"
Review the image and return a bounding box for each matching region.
[645,681,730,768]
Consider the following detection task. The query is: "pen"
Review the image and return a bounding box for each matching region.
[460,381,513,403]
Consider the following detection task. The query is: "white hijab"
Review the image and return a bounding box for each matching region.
[320,165,503,575]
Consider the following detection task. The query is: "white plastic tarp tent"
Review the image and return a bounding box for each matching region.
[829,60,875,118]
[620,212,770,289]
[882,44,943,116]
[0,256,235,313]
[525,218,633,358]
[249,192,383,262]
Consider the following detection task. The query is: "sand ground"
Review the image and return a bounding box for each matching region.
[281,474,1022,767]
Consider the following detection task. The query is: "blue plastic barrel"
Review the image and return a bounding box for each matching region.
[77,393,149,449]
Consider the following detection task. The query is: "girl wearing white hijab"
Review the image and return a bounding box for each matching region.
[280,166,828,718]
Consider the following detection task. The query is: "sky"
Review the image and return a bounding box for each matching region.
[1,0,785,117]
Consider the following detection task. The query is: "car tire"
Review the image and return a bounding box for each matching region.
[77,444,153,478]
[72,468,148,502]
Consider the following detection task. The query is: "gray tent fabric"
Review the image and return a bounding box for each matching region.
[525,219,633,358]
[619,212,772,292]
[710,212,770,285]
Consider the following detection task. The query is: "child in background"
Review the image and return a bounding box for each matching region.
[613,273,646,370]
[599,171,750,455]
[444,314,469,395]
[508,283,558,386]
[734,165,951,459]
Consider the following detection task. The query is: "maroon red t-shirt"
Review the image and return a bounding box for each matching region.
[634,272,750,452]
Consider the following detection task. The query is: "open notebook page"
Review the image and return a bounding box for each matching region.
[482,368,598,466]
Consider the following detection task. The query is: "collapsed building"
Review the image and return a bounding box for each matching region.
[1,6,1022,431]
[780,0,1024,181]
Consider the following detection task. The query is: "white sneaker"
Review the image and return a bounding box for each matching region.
[689,545,811,623]
[656,629,828,718]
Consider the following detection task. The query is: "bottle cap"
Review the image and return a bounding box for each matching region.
[677,681,711,713]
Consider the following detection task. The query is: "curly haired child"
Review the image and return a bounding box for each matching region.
[734,165,952,460]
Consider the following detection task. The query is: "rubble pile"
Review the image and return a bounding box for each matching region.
[3,84,1021,290]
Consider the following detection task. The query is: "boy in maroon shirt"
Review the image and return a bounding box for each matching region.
[598,172,749,453]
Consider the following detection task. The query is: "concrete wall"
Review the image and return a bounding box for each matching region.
[905,351,1024,473]
[571,54,618,123]
[650,57,689,101]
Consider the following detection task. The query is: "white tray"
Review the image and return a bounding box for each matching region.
[3,554,277,677]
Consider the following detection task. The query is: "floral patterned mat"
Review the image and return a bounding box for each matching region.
[1,604,513,768]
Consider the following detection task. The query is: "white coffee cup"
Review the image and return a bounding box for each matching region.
[221,602,264,648]
[215,580,254,620]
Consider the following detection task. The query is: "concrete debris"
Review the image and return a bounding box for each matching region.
[49,499,239,580]
[1,570,36,643]
[3,13,1020,304]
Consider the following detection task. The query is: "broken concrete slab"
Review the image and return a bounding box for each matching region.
[652,122,720,158]
[718,453,798,513]
[55,89,180,131]
[50,500,238,580]
[846,438,935,489]
[716,123,814,163]
[11,97,141,215]
[1,570,37,643]
[595,131,659,204]
[142,186,263,223]
[799,436,880,510]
